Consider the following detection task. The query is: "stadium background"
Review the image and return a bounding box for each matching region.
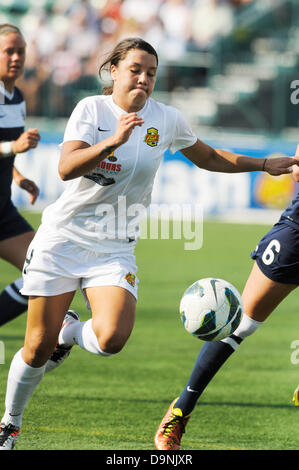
[4,0,298,222]
[1,0,299,452]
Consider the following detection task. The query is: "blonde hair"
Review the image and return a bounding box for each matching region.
[0,24,23,37]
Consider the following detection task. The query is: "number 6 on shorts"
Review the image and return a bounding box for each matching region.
[261,239,280,266]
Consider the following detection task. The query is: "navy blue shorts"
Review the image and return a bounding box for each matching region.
[0,201,33,242]
[251,220,299,285]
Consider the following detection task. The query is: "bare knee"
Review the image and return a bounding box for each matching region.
[23,332,57,367]
[98,331,130,355]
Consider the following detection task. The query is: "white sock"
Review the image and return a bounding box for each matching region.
[60,318,111,357]
[231,312,263,339]
[221,313,262,350]
[1,349,45,428]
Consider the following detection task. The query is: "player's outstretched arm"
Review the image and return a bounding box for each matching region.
[181,139,299,176]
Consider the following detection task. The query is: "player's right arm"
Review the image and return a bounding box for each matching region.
[59,113,144,181]
[0,128,40,157]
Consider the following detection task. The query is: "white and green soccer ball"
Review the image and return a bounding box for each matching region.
[179,278,243,341]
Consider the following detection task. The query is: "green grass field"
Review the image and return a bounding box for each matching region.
[0,212,298,450]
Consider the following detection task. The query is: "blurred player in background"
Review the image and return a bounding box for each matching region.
[155,147,299,450]
[0,37,297,450]
[0,24,40,328]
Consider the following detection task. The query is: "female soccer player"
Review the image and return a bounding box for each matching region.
[155,149,299,450]
[0,24,40,328]
[0,37,297,450]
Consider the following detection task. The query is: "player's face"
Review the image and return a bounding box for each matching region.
[111,49,157,112]
[0,33,26,89]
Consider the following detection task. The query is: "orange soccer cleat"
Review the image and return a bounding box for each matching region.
[154,399,191,450]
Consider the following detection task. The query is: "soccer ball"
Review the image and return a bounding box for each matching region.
[179,278,243,341]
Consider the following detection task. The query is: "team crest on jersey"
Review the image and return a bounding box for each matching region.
[144,127,159,147]
[107,151,117,162]
[124,272,136,287]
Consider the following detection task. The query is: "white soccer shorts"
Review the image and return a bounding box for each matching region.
[21,226,139,302]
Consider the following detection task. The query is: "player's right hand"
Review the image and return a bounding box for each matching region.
[11,128,40,154]
[113,113,144,147]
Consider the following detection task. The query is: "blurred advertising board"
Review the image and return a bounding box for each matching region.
[12,132,298,219]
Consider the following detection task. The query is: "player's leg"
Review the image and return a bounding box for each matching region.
[88,286,136,354]
[0,231,34,271]
[58,285,136,356]
[241,261,296,321]
[155,263,296,450]
[0,230,34,326]
[175,263,295,413]
[0,292,75,449]
[22,292,76,366]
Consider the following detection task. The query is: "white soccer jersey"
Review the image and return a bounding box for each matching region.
[41,94,197,252]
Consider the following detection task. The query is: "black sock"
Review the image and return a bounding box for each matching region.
[0,278,28,326]
[175,335,243,416]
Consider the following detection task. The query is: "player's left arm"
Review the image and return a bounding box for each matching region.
[181,139,299,176]
[13,166,39,205]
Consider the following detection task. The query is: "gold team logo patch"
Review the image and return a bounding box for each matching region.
[124,272,136,287]
[104,151,116,161]
[107,152,117,162]
[144,127,159,147]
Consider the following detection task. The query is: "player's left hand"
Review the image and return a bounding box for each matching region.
[264,156,299,176]
[18,178,39,204]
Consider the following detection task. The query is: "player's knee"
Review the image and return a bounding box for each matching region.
[98,331,129,355]
[23,333,56,367]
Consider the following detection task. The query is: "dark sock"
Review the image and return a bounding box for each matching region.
[175,335,243,415]
[0,278,28,326]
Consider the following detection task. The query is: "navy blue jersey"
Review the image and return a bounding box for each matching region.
[0,86,25,214]
[280,190,299,230]
[0,86,32,240]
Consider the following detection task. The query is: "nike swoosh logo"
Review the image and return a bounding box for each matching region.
[187,386,199,393]
[210,278,219,302]
[98,127,110,132]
